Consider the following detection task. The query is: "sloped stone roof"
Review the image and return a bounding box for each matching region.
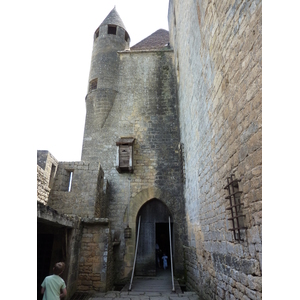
[130,29,170,51]
[100,7,127,30]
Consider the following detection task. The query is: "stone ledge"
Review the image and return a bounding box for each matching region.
[37,202,79,228]
[82,217,109,225]
[118,49,173,54]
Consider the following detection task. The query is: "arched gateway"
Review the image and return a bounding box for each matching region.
[135,199,173,276]
[123,187,181,279]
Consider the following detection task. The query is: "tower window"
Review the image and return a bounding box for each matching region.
[108,25,117,35]
[67,171,73,192]
[116,137,134,173]
[89,78,98,92]
[94,28,99,40]
[125,31,129,42]
[61,169,74,192]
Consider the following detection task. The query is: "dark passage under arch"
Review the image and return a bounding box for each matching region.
[135,199,173,276]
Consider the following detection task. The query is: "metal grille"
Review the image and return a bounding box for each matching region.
[224,174,247,241]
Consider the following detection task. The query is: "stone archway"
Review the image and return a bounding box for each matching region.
[123,187,175,278]
[135,199,172,276]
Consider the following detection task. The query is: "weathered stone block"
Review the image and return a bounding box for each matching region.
[240,259,260,276]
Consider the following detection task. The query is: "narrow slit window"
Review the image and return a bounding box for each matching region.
[68,171,73,192]
[108,25,117,35]
[125,31,129,42]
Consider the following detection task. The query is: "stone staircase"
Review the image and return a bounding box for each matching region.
[71,270,200,300]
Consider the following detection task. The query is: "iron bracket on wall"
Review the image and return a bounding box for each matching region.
[224,174,247,241]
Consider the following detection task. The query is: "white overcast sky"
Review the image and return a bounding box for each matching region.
[1,1,169,162]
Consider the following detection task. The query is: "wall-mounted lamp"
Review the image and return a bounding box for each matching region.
[124,225,132,238]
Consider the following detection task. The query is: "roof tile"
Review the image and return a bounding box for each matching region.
[130,29,170,51]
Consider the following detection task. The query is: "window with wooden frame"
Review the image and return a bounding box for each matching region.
[116,137,134,173]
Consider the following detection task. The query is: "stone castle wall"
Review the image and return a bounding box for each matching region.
[168,0,262,299]
[77,218,113,293]
[37,150,59,204]
[48,161,107,218]
[37,150,84,300]
[37,165,50,205]
[81,48,186,282]
[37,1,262,296]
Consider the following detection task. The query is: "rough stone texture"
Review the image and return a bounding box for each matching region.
[168,0,262,299]
[48,161,107,218]
[77,219,113,293]
[37,165,51,205]
[37,150,59,204]
[37,202,76,228]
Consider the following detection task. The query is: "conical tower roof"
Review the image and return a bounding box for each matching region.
[100,7,126,30]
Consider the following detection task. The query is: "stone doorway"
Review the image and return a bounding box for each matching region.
[135,199,173,276]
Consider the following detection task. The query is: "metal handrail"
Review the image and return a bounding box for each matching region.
[169,216,175,292]
[128,215,141,291]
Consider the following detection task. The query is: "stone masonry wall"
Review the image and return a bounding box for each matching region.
[65,219,84,298]
[37,150,59,204]
[37,165,50,205]
[83,50,185,281]
[81,48,186,282]
[169,0,262,299]
[77,218,113,293]
[48,161,107,218]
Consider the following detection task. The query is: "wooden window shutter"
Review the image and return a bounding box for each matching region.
[116,137,134,173]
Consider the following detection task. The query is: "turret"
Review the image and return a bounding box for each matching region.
[87,7,130,93]
[81,7,130,161]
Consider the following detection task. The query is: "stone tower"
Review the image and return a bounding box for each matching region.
[80,6,186,282]
[82,7,130,161]
[38,2,262,298]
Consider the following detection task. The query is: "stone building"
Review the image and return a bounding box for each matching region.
[37,1,262,299]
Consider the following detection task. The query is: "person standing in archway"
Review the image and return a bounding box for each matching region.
[162,253,168,270]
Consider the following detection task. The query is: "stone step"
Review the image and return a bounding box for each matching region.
[71,290,200,300]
